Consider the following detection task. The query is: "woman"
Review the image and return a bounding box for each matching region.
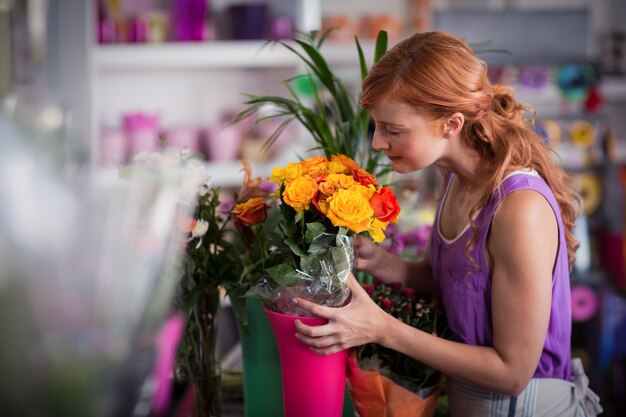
[292,31,602,416]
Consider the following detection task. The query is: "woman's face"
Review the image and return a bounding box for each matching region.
[369,97,447,173]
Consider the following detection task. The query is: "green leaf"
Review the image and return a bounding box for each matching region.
[294,211,304,223]
[307,242,329,255]
[374,30,388,64]
[305,222,325,244]
[293,39,336,95]
[285,239,306,257]
[355,36,369,80]
[266,264,299,286]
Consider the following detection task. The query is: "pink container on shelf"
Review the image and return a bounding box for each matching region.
[263,306,348,417]
[161,127,201,154]
[122,112,161,160]
[99,127,127,167]
[203,123,242,162]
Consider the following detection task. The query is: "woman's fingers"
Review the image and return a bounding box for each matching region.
[292,297,334,319]
[294,319,329,337]
[311,344,345,356]
[346,273,363,293]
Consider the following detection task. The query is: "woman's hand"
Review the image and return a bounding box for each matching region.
[293,274,388,355]
[353,234,385,274]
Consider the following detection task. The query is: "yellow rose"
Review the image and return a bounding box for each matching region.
[326,173,356,189]
[368,218,389,243]
[326,188,373,233]
[283,176,318,212]
[284,162,303,181]
[328,160,348,174]
[351,183,376,200]
[270,166,286,187]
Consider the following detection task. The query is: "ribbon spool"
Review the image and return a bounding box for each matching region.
[571,285,599,322]
[519,65,549,89]
[556,64,595,102]
[541,119,562,148]
[575,173,602,215]
[569,120,597,149]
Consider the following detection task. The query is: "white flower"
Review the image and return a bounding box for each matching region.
[179,163,211,203]
[191,219,209,238]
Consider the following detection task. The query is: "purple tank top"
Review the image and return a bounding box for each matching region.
[430,172,572,380]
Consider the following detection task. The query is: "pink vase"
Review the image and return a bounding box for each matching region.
[204,124,242,162]
[161,127,200,154]
[122,112,160,160]
[263,306,347,417]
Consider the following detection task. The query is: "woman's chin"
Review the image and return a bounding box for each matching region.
[389,159,412,173]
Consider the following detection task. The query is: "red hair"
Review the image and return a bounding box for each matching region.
[361,31,580,267]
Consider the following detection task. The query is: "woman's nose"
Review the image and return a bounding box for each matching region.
[372,131,389,151]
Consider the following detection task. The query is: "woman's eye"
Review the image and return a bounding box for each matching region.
[382,126,399,136]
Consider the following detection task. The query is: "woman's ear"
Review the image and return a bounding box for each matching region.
[443,112,465,138]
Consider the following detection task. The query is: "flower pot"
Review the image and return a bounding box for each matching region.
[263,306,348,417]
[238,298,284,417]
[346,353,440,417]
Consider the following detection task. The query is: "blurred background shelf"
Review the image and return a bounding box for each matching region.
[94,40,377,70]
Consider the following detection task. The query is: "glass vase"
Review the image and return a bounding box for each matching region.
[179,286,222,417]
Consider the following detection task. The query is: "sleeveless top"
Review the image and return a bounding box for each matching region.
[430,170,572,380]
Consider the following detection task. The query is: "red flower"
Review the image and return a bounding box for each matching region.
[232,197,269,226]
[404,287,416,300]
[352,166,378,187]
[370,186,400,223]
[381,297,393,310]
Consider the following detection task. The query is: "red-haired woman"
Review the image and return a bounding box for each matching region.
[292,31,603,416]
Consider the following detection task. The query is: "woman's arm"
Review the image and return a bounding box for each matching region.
[354,234,437,298]
[296,189,556,396]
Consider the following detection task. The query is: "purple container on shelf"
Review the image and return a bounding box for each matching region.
[227,3,268,40]
[128,17,150,43]
[173,0,208,42]
[98,19,117,43]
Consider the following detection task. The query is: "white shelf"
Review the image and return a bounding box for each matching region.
[94,138,314,190]
[94,40,375,71]
[95,160,250,189]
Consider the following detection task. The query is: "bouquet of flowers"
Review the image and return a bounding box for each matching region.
[248,153,400,315]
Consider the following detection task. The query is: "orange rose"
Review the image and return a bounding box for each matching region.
[318,180,341,197]
[300,156,328,173]
[352,166,378,187]
[232,197,269,226]
[331,154,359,171]
[370,186,401,223]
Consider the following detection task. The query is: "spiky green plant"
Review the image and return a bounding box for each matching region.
[235,29,391,178]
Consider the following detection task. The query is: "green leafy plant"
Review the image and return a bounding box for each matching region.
[235,29,392,178]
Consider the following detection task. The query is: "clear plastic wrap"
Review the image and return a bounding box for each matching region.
[247,233,353,316]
